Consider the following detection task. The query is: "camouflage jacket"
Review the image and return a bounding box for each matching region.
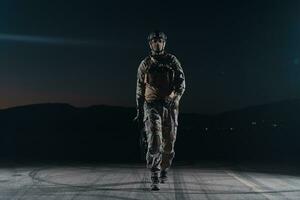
[135,52,186,110]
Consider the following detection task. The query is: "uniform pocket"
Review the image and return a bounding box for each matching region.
[143,102,148,122]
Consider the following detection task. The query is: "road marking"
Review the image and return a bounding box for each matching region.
[225,170,273,200]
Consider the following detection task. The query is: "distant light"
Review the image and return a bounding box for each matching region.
[205,128,208,131]
[251,121,257,125]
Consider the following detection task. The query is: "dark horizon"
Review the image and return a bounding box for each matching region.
[1,97,300,116]
[0,95,299,164]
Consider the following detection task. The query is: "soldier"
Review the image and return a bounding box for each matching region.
[133,30,186,190]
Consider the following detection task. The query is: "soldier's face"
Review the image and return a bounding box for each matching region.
[149,38,166,53]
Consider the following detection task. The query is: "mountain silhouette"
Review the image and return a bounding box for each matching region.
[0,99,299,163]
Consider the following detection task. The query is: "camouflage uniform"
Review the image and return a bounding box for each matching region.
[136,52,186,173]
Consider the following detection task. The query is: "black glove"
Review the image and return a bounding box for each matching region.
[133,98,145,122]
[133,108,144,122]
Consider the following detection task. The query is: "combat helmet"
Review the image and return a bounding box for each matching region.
[147,30,167,42]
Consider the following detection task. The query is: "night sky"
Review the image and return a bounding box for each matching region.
[0,0,299,114]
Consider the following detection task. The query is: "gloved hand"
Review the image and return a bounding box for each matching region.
[133,108,144,122]
[133,98,145,122]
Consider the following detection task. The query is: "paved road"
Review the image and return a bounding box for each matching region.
[0,162,300,200]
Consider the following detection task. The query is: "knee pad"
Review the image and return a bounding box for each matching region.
[148,146,162,155]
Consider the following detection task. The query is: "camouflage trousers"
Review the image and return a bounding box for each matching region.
[143,99,179,173]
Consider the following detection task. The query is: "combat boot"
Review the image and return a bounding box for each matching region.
[151,172,160,191]
[159,170,168,183]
